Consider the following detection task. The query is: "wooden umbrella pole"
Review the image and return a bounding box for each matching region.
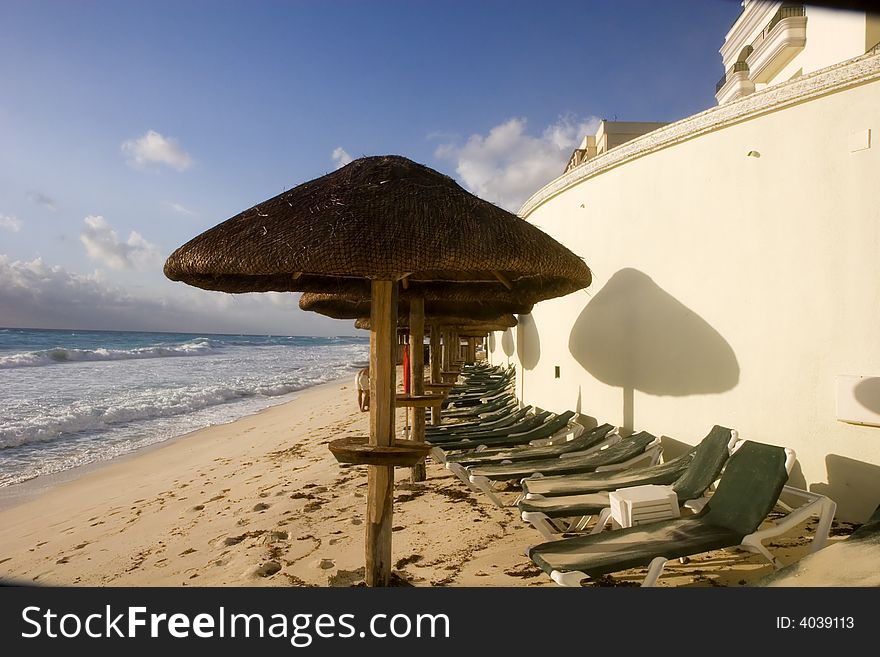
[409,296,426,482]
[429,322,442,427]
[430,323,441,384]
[367,279,397,587]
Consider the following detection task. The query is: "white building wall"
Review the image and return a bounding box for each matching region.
[764,7,869,87]
[490,63,880,521]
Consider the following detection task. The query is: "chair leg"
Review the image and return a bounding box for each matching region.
[469,475,506,507]
[445,461,469,485]
[642,557,668,587]
[741,536,784,569]
[447,463,485,495]
[811,497,837,553]
[550,569,587,587]
[590,508,613,534]
[572,515,593,532]
[430,447,446,464]
[521,511,560,541]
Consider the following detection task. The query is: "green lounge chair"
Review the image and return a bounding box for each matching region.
[426,405,533,437]
[427,410,550,446]
[429,411,555,465]
[518,426,736,540]
[443,393,517,418]
[435,410,579,454]
[527,441,835,586]
[468,431,661,507]
[521,449,695,499]
[445,423,617,490]
[447,423,618,466]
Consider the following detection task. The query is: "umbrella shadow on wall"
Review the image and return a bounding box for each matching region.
[811,455,880,523]
[568,268,740,431]
[515,313,541,370]
[854,378,880,414]
[501,328,515,364]
[515,313,541,401]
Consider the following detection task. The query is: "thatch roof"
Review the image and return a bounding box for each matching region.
[354,316,516,332]
[164,155,590,304]
[298,292,529,322]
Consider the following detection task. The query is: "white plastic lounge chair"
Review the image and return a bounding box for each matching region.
[527,441,836,587]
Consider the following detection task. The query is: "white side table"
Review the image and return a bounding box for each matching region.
[609,484,680,529]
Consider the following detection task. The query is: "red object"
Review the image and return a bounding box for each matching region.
[402,343,411,394]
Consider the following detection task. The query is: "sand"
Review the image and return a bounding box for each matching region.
[0,376,858,588]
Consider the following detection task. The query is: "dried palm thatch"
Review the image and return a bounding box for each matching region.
[299,292,528,322]
[164,155,590,303]
[353,315,516,332]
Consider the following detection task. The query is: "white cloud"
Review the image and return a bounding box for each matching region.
[331,147,353,169]
[26,191,57,211]
[79,215,161,270]
[122,130,193,171]
[0,214,22,232]
[0,256,347,335]
[165,202,197,217]
[435,114,600,212]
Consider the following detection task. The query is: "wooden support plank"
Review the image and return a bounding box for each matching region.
[493,270,513,289]
[366,279,397,587]
[409,296,426,482]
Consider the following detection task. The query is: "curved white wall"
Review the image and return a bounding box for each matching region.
[492,55,880,521]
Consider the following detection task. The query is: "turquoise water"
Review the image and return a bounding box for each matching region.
[0,328,369,486]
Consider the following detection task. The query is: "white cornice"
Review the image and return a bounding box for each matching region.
[519,51,880,219]
[720,1,781,65]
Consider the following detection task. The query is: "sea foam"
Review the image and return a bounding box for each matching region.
[0,339,216,369]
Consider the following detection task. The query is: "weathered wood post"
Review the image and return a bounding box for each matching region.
[409,296,426,482]
[366,279,397,587]
[430,323,442,426]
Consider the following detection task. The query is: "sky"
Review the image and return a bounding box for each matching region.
[0,0,745,336]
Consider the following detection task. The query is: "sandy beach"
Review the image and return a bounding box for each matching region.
[0,376,858,588]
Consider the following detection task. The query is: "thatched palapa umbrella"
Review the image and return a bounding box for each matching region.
[164,155,591,586]
[303,292,519,481]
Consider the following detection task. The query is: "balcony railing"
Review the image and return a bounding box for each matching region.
[751,4,806,51]
[716,60,751,93]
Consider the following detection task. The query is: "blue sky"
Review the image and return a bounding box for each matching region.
[0,0,743,335]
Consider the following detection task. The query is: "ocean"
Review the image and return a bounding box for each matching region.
[0,328,369,487]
